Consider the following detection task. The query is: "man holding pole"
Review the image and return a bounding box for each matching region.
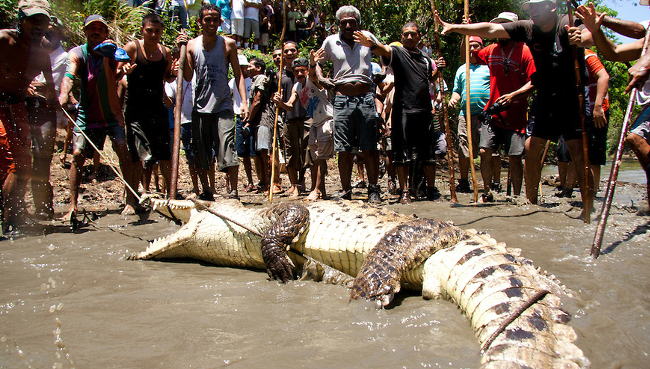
[436,0,593,215]
[177,4,248,200]
[59,15,135,218]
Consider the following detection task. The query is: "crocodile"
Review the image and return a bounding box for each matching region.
[130,198,589,369]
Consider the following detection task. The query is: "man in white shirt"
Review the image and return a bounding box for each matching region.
[229,54,255,191]
[231,0,245,47]
[243,0,261,50]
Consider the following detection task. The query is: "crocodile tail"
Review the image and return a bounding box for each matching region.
[422,230,589,369]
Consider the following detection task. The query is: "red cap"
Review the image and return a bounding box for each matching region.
[469,36,483,45]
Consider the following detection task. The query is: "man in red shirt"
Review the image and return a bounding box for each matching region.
[475,12,535,198]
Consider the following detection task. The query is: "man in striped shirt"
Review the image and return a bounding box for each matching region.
[449,36,490,193]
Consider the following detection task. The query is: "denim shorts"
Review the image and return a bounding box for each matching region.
[73,124,126,159]
[235,115,256,158]
[332,92,379,152]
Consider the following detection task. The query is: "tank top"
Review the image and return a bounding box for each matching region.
[126,40,167,117]
[193,35,233,114]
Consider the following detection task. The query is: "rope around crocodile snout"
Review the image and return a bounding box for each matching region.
[189,199,353,282]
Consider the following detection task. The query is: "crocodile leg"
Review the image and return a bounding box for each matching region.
[261,203,310,283]
[350,218,465,307]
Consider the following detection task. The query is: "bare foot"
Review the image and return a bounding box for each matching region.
[306,190,321,201]
[121,203,147,216]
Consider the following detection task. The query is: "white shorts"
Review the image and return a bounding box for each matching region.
[220,18,232,34]
[309,120,334,161]
[231,18,244,36]
[244,18,259,39]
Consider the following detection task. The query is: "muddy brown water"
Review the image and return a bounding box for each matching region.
[1,183,649,369]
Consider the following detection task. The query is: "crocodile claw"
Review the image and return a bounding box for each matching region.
[265,254,296,283]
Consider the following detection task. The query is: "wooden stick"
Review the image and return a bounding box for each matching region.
[591,29,650,258]
[269,0,288,203]
[429,0,457,203]
[169,38,187,200]
[538,140,550,198]
[463,2,479,203]
[566,1,592,224]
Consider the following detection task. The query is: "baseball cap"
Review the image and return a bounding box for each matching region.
[84,14,108,29]
[237,54,249,66]
[469,36,483,45]
[522,0,554,11]
[18,0,51,18]
[490,12,519,24]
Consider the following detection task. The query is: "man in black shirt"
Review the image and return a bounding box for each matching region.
[355,22,439,204]
[435,0,594,214]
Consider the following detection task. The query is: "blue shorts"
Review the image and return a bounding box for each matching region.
[181,122,194,163]
[235,115,256,158]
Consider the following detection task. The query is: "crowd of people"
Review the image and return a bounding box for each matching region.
[1,0,650,233]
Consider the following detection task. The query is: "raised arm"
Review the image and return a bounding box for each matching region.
[353,30,391,58]
[59,52,79,106]
[602,15,646,40]
[434,11,509,39]
[576,4,643,62]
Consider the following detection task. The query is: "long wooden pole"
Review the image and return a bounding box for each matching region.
[429,0,457,203]
[464,1,479,203]
[591,30,650,258]
[169,2,190,199]
[268,0,288,203]
[566,1,592,223]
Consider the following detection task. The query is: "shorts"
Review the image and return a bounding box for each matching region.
[479,123,525,156]
[220,18,232,34]
[180,122,194,163]
[0,101,30,183]
[529,90,581,142]
[72,124,126,159]
[126,108,171,164]
[631,106,650,143]
[433,130,447,157]
[256,125,271,152]
[391,110,436,165]
[235,115,256,158]
[231,18,245,37]
[308,120,334,161]
[282,118,304,170]
[333,92,379,152]
[260,33,269,47]
[457,114,480,159]
[556,113,609,166]
[244,18,260,39]
[191,110,239,171]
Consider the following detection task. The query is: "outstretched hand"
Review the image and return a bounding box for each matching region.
[353,31,375,47]
[309,48,325,65]
[575,3,605,33]
[627,57,650,93]
[433,11,454,36]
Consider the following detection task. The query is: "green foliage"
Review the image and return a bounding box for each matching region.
[0,0,18,28]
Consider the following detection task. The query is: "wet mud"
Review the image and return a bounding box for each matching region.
[1,173,649,368]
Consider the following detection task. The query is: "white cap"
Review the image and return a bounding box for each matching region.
[237,54,249,66]
[490,12,518,24]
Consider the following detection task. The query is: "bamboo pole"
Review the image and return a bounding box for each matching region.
[429,0,458,203]
[591,29,650,258]
[464,1,479,203]
[566,1,592,223]
[268,0,288,203]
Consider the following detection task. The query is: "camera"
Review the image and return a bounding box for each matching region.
[480,101,509,125]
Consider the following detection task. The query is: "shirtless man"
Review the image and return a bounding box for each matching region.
[0,0,55,230]
[177,4,248,200]
[59,15,134,218]
[122,13,173,196]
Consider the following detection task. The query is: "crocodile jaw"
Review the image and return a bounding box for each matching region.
[151,199,197,224]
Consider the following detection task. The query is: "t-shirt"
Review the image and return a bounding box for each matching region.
[216,0,232,20]
[584,49,609,112]
[228,76,252,115]
[320,31,379,86]
[452,63,490,116]
[296,79,333,126]
[288,10,301,32]
[249,74,275,129]
[165,78,194,124]
[287,80,307,121]
[502,16,587,95]
[35,44,68,95]
[231,0,245,20]
[384,45,434,114]
[475,42,536,131]
[244,0,260,20]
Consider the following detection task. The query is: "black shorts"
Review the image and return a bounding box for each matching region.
[529,90,581,142]
[391,110,437,165]
[126,106,171,164]
[555,112,609,166]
